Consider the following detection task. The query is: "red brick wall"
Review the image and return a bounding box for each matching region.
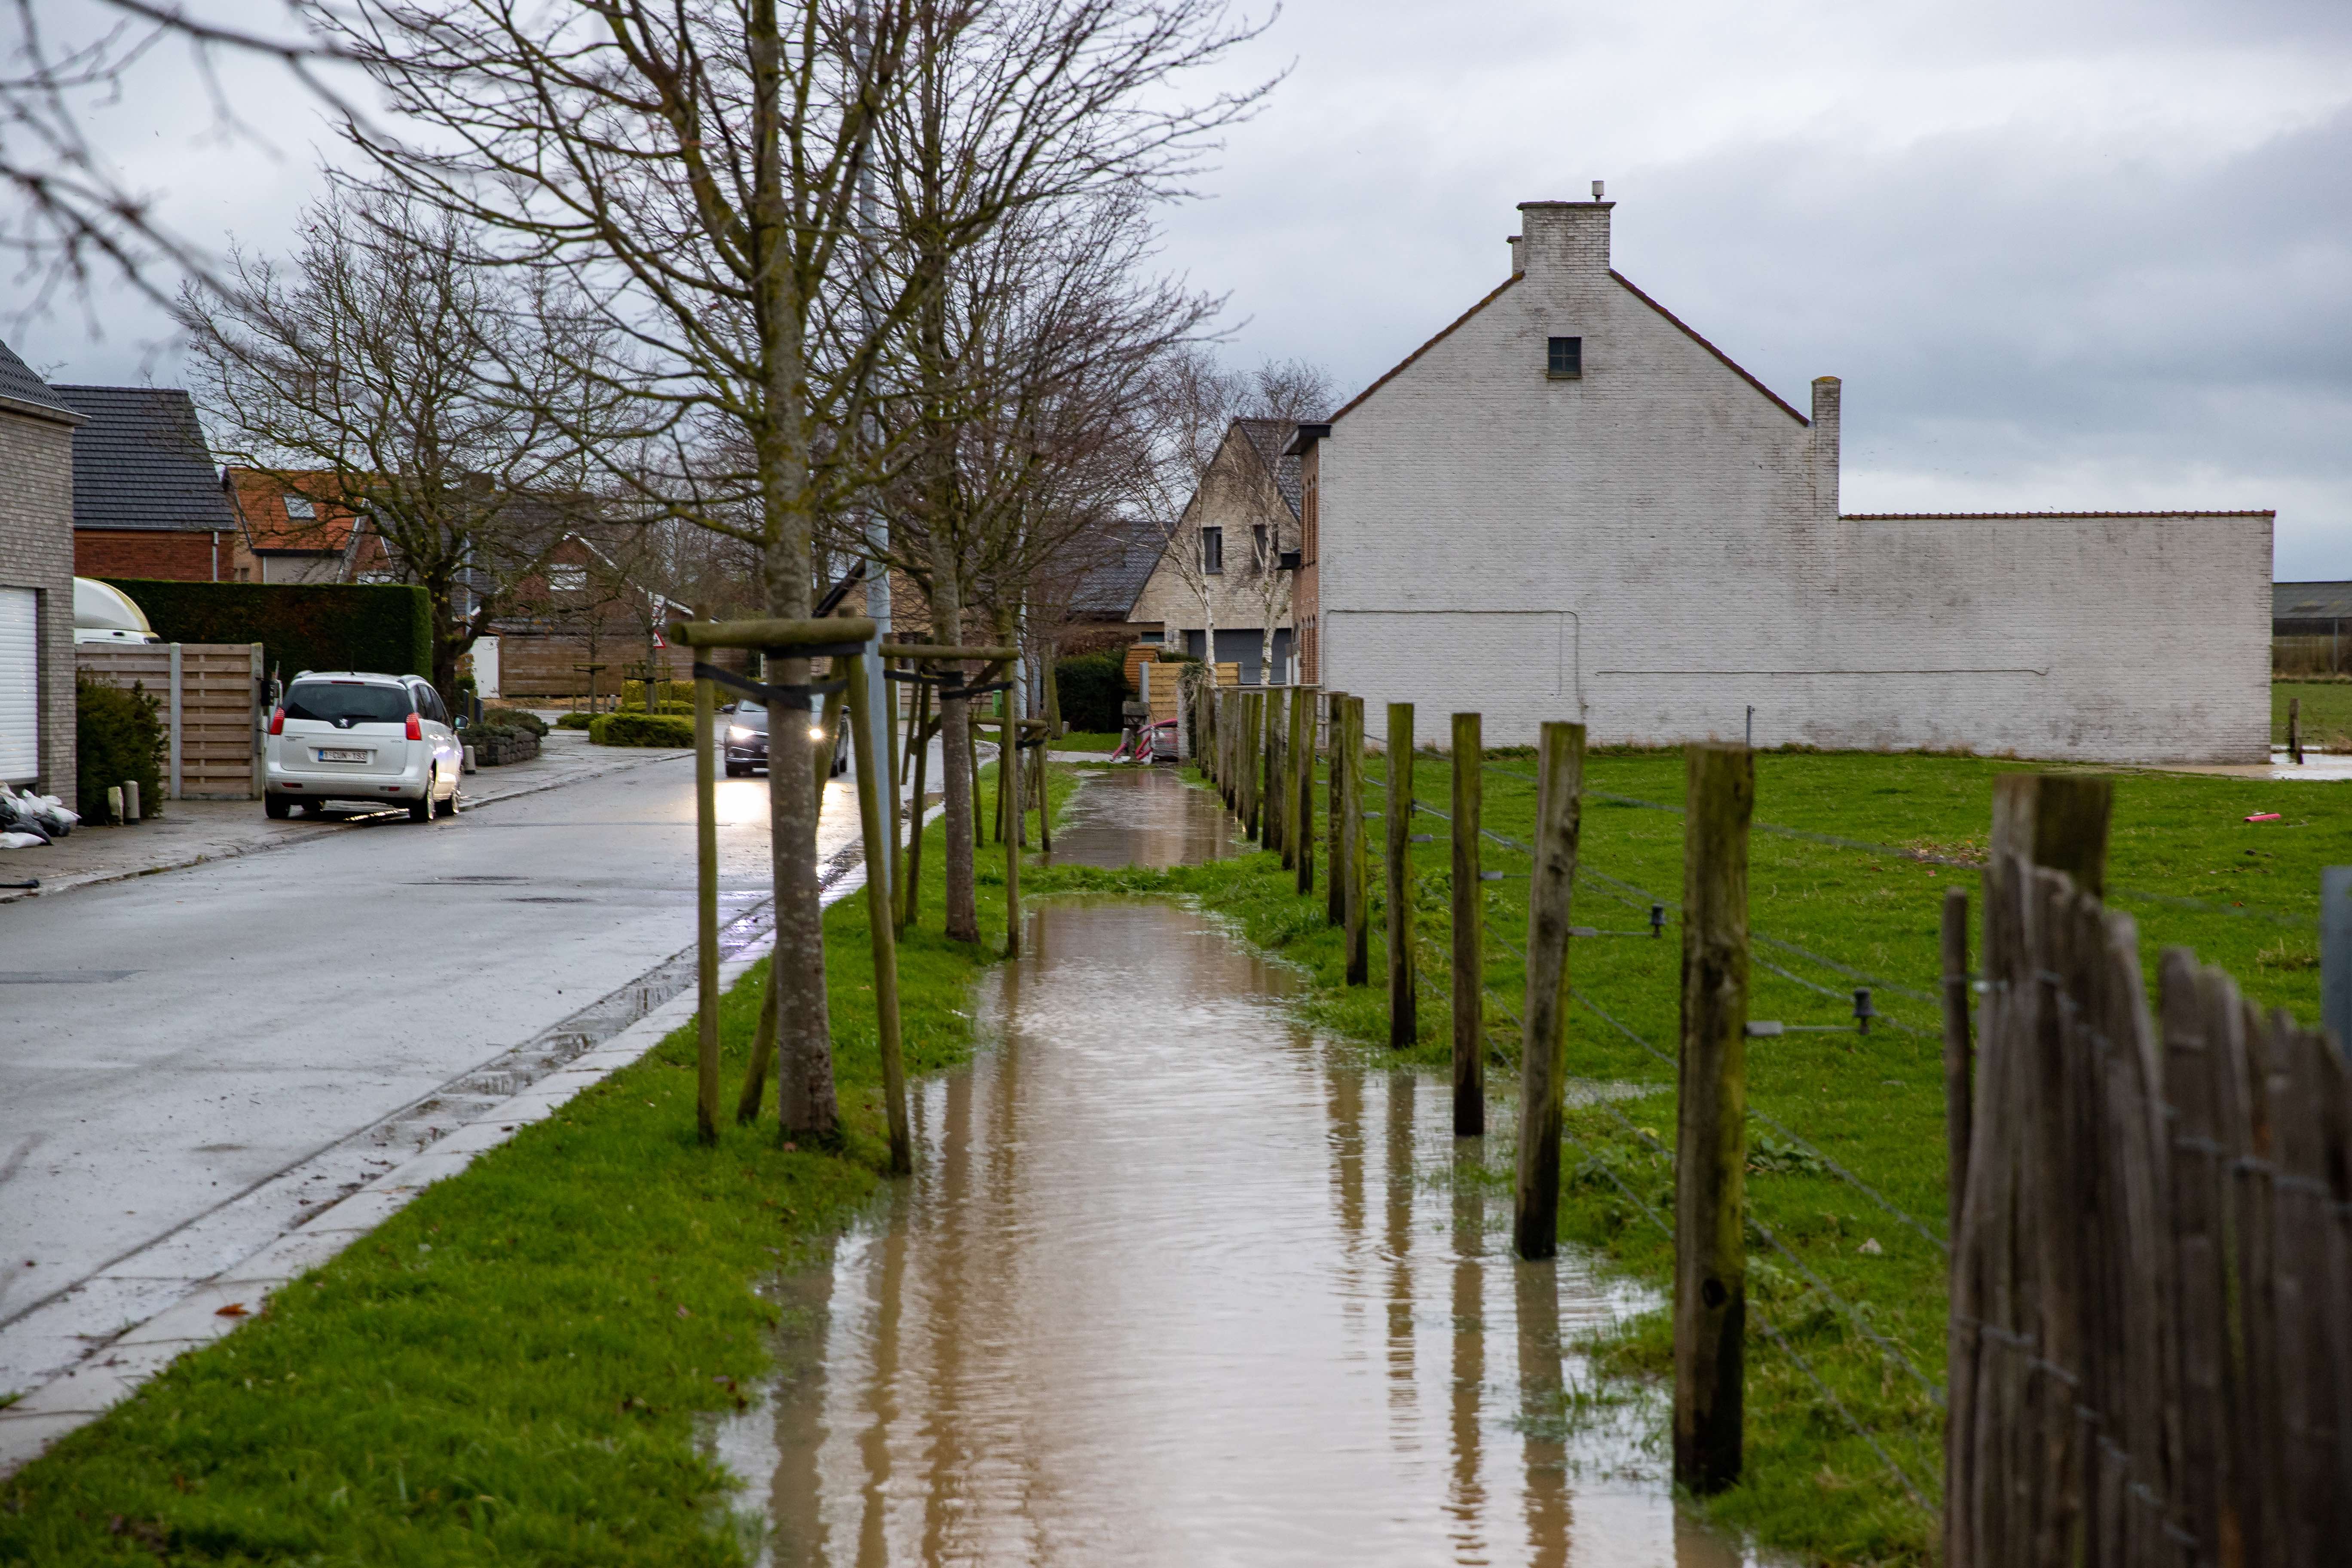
[75,530,223,581]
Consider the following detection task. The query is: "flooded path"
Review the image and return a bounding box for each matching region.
[713,769,1749,1566]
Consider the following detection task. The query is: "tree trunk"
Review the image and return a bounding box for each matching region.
[931,539,980,942]
[750,0,836,1141]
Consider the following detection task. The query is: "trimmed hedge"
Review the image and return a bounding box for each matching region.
[621,679,695,708]
[588,711,695,747]
[479,706,548,738]
[1055,651,1128,733]
[75,678,164,821]
[104,579,431,686]
[556,712,594,730]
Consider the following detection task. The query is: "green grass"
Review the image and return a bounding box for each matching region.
[2274,679,2352,746]
[1052,729,1124,753]
[0,761,1078,1566]
[1031,745,2351,1565]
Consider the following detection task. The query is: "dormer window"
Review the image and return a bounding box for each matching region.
[1547,337,1583,380]
[550,564,588,592]
[283,496,316,520]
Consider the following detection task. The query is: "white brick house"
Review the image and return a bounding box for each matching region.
[1291,197,2272,764]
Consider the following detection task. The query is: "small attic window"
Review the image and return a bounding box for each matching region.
[283,496,316,520]
[1547,337,1583,380]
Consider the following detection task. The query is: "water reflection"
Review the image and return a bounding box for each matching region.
[708,771,1758,1566]
[1040,766,1238,869]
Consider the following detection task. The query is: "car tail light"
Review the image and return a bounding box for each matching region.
[406,712,423,741]
[268,706,285,735]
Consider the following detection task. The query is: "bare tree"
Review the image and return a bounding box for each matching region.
[182,185,625,698]
[1133,347,1331,680]
[318,0,1270,1138]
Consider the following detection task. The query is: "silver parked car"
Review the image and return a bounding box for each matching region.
[264,672,464,821]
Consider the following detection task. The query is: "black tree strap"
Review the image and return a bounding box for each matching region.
[884,669,947,686]
[694,660,848,712]
[939,679,1010,702]
[1017,735,1048,750]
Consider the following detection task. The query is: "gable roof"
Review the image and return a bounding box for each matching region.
[224,467,365,553]
[1234,418,1303,517]
[0,340,81,426]
[1069,516,1164,618]
[2275,581,2352,624]
[1323,269,1809,432]
[49,385,235,532]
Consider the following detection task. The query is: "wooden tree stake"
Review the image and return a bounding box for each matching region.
[694,670,721,1144]
[1292,687,1314,894]
[845,652,912,1173]
[1343,696,1370,985]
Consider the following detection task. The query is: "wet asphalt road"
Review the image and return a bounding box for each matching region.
[0,759,853,1386]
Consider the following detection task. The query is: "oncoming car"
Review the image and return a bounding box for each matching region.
[264,673,465,822]
[722,698,849,778]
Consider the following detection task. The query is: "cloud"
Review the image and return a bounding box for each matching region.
[11,0,2351,572]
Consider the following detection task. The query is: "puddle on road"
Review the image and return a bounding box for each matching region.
[709,768,1752,1566]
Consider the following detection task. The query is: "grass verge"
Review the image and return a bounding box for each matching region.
[1029,746,2350,1565]
[0,761,1076,1566]
[2273,679,2352,746]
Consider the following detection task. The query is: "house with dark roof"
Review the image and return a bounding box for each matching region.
[220,467,389,585]
[1285,193,2272,763]
[1129,416,1303,683]
[0,340,85,796]
[52,385,238,582]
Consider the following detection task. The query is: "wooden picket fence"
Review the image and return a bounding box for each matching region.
[1948,777,2352,1568]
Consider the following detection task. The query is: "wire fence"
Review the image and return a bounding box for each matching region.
[1212,720,1969,1519]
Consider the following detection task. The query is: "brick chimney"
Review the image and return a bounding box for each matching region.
[1811,377,1841,514]
[1507,234,1522,276]
[1516,199,1612,281]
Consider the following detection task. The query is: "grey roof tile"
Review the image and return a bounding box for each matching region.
[49,385,235,532]
[0,340,77,422]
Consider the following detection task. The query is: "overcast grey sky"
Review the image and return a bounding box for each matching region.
[14,0,2352,575]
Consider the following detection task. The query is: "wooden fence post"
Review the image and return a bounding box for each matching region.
[694,666,721,1145]
[1264,687,1284,855]
[1514,720,1585,1257]
[1675,741,1752,1495]
[1387,701,1417,1047]
[1942,885,1972,1242]
[1354,700,1373,983]
[1452,711,1483,1135]
[1293,689,1314,894]
[2290,695,2303,765]
[1326,692,1347,924]
[1990,771,2112,896]
[845,650,913,1174]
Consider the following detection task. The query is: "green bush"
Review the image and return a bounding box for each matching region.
[103,579,431,684]
[75,678,165,821]
[588,711,695,747]
[556,711,595,730]
[478,705,548,738]
[621,679,695,708]
[1055,651,1129,732]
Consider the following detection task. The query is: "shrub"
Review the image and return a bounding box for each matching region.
[621,679,696,708]
[588,711,695,747]
[479,706,548,738]
[76,678,165,821]
[1055,652,1128,732]
[556,712,595,730]
[103,579,431,683]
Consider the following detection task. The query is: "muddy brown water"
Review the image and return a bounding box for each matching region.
[710,768,1756,1565]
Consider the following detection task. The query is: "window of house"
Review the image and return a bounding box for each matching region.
[283,496,316,520]
[1200,527,1223,575]
[1140,631,1164,643]
[1547,337,1583,379]
[1252,524,1270,567]
[550,564,588,592]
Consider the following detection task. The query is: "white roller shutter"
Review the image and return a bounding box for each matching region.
[0,586,36,781]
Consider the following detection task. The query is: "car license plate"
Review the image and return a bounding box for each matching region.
[317,748,370,763]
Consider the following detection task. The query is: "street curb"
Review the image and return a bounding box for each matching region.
[0,815,870,1479]
[0,749,692,906]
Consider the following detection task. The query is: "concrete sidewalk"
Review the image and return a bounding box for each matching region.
[0,729,690,905]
